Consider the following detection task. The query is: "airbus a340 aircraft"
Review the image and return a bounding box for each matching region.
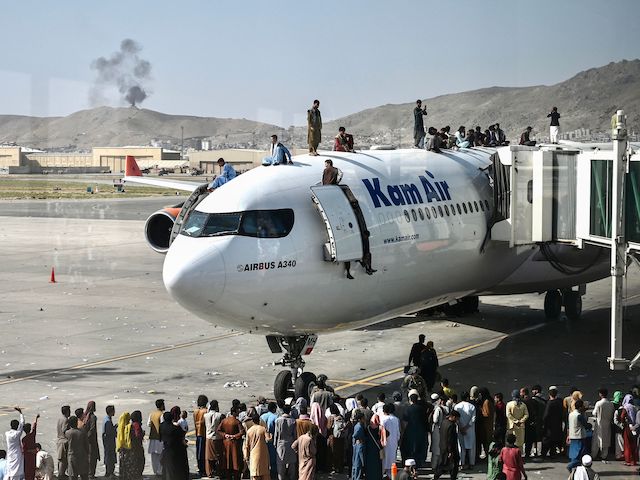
[123,146,609,401]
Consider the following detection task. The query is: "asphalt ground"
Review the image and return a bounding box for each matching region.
[0,197,638,479]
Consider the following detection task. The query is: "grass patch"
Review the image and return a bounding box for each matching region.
[0,179,182,200]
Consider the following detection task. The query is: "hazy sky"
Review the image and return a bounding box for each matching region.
[2,0,639,126]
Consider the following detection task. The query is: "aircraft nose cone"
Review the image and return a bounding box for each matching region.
[163,236,226,315]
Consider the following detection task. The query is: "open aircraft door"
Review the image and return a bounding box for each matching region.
[310,185,364,262]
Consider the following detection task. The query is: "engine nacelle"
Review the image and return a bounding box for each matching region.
[144,207,182,254]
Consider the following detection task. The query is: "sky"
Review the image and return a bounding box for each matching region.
[2,0,640,127]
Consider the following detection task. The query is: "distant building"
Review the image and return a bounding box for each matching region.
[0,146,183,174]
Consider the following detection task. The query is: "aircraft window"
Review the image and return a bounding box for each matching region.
[462,203,468,214]
[411,209,418,221]
[479,201,484,212]
[485,199,491,210]
[450,204,455,216]
[425,207,431,219]
[181,209,294,238]
[182,210,241,237]
[474,201,479,212]
[438,205,444,217]
[404,210,411,222]
[467,202,473,213]
[432,206,438,218]
[444,205,450,216]
[457,204,462,215]
[240,209,295,238]
[418,208,424,221]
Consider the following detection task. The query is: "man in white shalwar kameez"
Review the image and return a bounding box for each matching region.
[591,388,615,460]
[454,392,477,468]
[380,404,401,478]
[430,394,445,469]
[5,407,25,480]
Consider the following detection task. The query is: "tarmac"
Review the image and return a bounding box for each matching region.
[0,196,638,480]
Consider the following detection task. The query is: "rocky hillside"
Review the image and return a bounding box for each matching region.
[0,106,285,150]
[326,59,640,144]
[1,59,638,150]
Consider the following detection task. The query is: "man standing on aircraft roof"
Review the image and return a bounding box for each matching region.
[263,135,293,166]
[208,158,236,191]
[307,99,322,156]
[548,107,561,144]
[427,127,442,153]
[519,127,536,146]
[413,100,428,148]
[334,127,354,152]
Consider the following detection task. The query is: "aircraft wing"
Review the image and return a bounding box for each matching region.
[122,176,201,192]
[122,154,202,192]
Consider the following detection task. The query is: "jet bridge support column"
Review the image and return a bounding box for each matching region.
[608,110,629,370]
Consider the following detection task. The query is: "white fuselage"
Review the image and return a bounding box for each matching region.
[162,148,608,335]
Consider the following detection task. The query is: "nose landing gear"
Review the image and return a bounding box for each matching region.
[266,334,318,402]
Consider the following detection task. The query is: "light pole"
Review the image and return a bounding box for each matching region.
[181,126,184,161]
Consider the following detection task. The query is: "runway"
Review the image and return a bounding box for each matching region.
[1,198,638,479]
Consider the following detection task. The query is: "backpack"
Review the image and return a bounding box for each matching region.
[332,416,346,438]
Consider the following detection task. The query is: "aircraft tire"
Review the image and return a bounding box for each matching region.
[274,370,293,403]
[564,291,582,321]
[294,372,317,401]
[544,290,562,320]
[460,296,479,314]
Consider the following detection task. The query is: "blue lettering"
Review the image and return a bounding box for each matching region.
[388,185,406,205]
[439,181,451,200]
[419,175,441,202]
[400,184,423,205]
[362,178,392,208]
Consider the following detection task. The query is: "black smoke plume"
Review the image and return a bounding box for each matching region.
[90,39,152,107]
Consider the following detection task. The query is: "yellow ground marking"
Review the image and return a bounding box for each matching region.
[331,379,382,387]
[0,332,243,386]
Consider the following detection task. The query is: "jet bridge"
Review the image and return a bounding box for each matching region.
[488,110,640,371]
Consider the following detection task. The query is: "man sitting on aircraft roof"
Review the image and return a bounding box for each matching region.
[519,126,536,146]
[262,135,293,166]
[427,127,442,153]
[333,127,354,152]
[208,158,236,191]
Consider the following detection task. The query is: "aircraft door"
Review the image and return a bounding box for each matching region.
[310,185,364,262]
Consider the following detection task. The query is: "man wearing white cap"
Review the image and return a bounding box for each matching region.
[397,459,417,480]
[568,454,600,480]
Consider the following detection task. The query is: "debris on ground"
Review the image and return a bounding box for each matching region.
[224,381,249,388]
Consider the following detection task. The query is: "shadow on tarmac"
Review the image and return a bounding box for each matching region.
[354,302,640,402]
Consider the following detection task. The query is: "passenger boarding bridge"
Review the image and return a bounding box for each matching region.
[488,110,640,371]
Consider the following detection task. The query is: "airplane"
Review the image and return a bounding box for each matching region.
[122,146,610,402]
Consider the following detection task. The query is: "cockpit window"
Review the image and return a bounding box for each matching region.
[180,209,294,239]
[239,209,294,238]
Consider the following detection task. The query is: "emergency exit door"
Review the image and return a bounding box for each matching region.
[310,185,363,262]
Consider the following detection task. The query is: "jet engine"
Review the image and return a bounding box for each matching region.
[144,207,182,254]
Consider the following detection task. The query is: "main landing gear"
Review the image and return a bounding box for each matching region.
[543,287,584,321]
[267,335,319,403]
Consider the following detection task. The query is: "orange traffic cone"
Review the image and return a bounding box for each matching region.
[50,267,56,283]
[391,462,398,480]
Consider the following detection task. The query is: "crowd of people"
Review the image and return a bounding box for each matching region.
[2,338,638,480]
[413,100,563,152]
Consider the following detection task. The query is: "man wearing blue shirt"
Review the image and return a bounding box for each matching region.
[208,158,236,190]
[263,135,293,166]
[351,412,366,480]
[260,402,279,479]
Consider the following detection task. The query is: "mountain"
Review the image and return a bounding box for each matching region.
[325,59,640,144]
[0,59,638,150]
[0,106,286,150]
